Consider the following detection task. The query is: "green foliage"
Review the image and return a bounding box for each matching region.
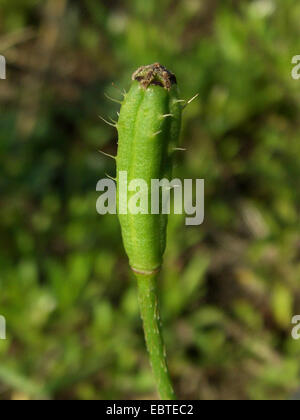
[0,0,299,400]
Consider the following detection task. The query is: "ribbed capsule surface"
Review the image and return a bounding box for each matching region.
[116,64,182,274]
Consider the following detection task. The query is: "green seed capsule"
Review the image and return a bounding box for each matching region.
[116,63,182,274]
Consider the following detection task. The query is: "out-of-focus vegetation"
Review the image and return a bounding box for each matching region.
[0,0,300,400]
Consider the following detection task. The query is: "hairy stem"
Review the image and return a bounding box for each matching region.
[135,272,176,400]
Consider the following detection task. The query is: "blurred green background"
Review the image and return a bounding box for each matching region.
[0,0,300,400]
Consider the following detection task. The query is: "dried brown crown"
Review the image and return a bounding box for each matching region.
[132,63,177,90]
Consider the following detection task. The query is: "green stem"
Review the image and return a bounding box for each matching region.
[135,272,176,400]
